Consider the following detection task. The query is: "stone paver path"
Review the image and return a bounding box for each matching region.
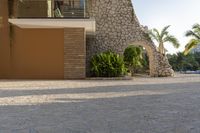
[0,74,200,133]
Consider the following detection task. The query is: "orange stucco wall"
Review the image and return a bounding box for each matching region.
[0,0,11,78]
[0,23,65,79]
[0,0,86,79]
[0,25,87,79]
[9,26,65,79]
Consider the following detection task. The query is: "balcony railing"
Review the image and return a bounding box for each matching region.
[10,0,88,18]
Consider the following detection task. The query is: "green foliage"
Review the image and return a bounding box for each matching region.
[167,52,200,71]
[184,23,200,55]
[123,46,145,75]
[149,25,180,55]
[141,52,149,71]
[90,51,127,77]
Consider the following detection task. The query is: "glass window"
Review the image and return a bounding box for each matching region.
[54,0,86,18]
[10,0,87,18]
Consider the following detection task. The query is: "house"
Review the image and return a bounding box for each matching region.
[0,0,174,79]
[0,0,95,79]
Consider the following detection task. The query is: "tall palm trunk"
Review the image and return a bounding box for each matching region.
[159,42,164,54]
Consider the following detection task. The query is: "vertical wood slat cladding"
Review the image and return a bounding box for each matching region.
[64,28,86,79]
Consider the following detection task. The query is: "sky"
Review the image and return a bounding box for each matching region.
[132,0,200,54]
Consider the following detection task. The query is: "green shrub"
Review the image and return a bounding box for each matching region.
[123,45,143,75]
[167,52,200,71]
[91,51,127,77]
[141,52,149,72]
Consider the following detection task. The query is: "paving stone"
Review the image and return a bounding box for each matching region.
[0,74,199,132]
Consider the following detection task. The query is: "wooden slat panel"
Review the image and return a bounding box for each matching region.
[64,28,86,79]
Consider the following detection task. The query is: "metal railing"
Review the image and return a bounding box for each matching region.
[10,0,87,18]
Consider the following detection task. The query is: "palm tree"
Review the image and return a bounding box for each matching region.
[183,23,200,55]
[149,25,180,55]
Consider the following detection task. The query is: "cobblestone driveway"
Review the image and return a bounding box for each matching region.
[0,74,200,133]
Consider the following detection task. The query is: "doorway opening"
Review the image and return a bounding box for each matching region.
[123,43,151,77]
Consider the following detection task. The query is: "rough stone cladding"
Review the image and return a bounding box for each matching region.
[86,0,174,77]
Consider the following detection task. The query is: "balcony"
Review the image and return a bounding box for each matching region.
[10,0,88,18]
[9,18,95,35]
[9,0,95,35]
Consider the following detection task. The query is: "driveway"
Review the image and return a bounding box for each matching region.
[0,74,200,133]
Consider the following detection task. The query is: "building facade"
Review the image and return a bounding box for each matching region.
[0,0,174,79]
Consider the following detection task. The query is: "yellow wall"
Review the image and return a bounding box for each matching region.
[0,0,86,79]
[0,0,11,78]
[10,26,64,79]
[0,24,65,79]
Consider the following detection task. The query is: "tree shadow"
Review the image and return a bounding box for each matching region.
[0,82,199,98]
[0,82,200,133]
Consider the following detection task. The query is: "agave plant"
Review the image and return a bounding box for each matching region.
[183,23,200,55]
[91,51,127,77]
[149,25,180,55]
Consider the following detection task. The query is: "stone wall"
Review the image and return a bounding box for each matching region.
[86,0,174,77]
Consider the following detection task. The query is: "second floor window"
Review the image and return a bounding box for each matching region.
[54,0,85,17]
[10,0,87,18]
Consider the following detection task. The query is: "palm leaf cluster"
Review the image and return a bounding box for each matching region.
[91,51,127,77]
[184,23,200,55]
[149,25,180,54]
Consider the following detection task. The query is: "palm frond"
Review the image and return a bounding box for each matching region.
[152,28,162,42]
[193,24,200,38]
[185,30,200,39]
[148,30,159,42]
[163,35,180,48]
[160,25,170,39]
[152,28,160,37]
[192,23,200,31]
[183,39,200,55]
[148,25,180,54]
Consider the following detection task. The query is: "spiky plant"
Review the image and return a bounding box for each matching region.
[149,25,180,55]
[184,23,200,55]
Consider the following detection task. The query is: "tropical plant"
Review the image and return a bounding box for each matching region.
[141,52,149,72]
[149,25,180,55]
[167,52,200,71]
[90,51,127,77]
[183,23,200,55]
[123,46,143,75]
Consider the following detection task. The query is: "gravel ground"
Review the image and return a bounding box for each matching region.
[0,74,199,133]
